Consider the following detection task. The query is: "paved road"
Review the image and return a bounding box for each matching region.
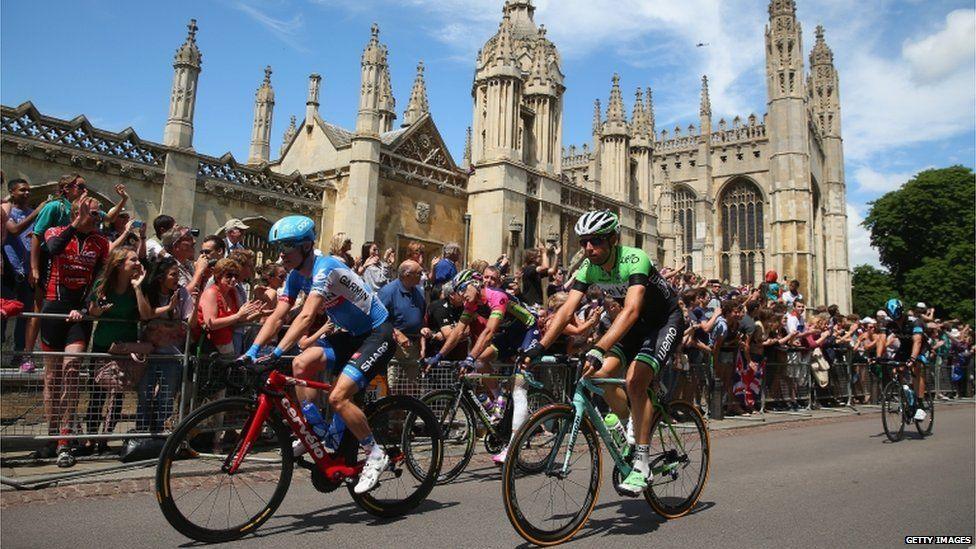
[3,405,974,548]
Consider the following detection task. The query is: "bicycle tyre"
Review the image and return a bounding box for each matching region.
[502,404,601,547]
[515,387,559,472]
[155,397,293,543]
[420,389,476,484]
[645,401,710,519]
[880,380,905,442]
[349,395,443,518]
[915,389,934,436]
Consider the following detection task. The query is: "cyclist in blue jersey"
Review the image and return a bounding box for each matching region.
[874,298,929,421]
[241,216,394,494]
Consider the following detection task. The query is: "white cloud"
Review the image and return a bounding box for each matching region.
[235,2,309,53]
[851,165,916,194]
[846,202,881,267]
[903,9,976,82]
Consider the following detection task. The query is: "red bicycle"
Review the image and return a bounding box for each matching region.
[155,361,443,542]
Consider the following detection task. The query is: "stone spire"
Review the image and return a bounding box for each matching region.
[462,126,472,168]
[356,23,389,135]
[592,99,602,136]
[631,88,650,146]
[490,15,518,72]
[603,73,628,135]
[699,75,711,118]
[280,115,297,157]
[646,87,655,141]
[378,62,396,132]
[163,19,202,148]
[247,66,275,165]
[402,61,430,127]
[765,0,804,100]
[809,24,834,67]
[503,0,536,36]
[305,73,321,127]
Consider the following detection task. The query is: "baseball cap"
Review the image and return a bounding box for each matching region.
[222,218,250,233]
[915,302,927,309]
[161,226,193,249]
[876,309,888,318]
[861,317,877,325]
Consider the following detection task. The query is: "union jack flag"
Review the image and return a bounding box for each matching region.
[733,351,764,410]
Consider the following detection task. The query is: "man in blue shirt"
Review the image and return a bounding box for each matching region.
[431,242,459,297]
[379,260,427,390]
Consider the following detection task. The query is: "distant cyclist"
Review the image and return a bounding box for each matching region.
[525,209,683,496]
[875,298,928,421]
[424,268,540,463]
[241,216,394,494]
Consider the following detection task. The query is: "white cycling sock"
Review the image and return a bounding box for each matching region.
[633,444,651,478]
[509,381,528,444]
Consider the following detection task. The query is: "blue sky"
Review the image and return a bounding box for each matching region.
[3,0,974,267]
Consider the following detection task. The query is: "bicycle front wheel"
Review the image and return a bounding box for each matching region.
[349,395,443,518]
[645,401,710,518]
[421,389,475,484]
[502,404,601,547]
[881,380,906,442]
[155,397,293,543]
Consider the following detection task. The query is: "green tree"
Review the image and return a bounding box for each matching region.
[851,264,896,318]
[862,165,975,323]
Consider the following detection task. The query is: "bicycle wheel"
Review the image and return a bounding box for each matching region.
[349,395,443,518]
[421,389,475,484]
[502,404,601,547]
[915,388,934,436]
[645,401,710,519]
[880,380,906,442]
[155,397,293,543]
[516,388,559,472]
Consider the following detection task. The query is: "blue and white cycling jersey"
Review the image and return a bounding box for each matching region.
[281,254,388,336]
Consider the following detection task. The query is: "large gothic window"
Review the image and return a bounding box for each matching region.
[719,179,764,284]
[673,186,696,272]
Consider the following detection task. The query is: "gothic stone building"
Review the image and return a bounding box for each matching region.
[0,0,850,308]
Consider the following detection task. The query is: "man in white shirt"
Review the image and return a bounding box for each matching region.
[221,218,249,256]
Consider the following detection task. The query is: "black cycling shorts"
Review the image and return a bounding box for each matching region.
[609,306,685,374]
[39,300,91,350]
[320,321,396,390]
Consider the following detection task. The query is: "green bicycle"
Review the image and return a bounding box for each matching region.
[501,360,710,546]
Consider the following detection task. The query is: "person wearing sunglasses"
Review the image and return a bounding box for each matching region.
[241,215,394,495]
[197,257,262,357]
[524,209,684,496]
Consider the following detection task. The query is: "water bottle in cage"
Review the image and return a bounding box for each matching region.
[491,394,508,423]
[603,413,629,456]
[902,385,915,407]
[477,392,492,413]
[301,401,328,440]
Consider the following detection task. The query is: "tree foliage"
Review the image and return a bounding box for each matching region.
[851,264,896,319]
[861,165,975,323]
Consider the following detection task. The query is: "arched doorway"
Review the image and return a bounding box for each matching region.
[718,178,764,285]
[673,185,696,272]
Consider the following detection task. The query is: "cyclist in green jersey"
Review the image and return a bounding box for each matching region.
[525,209,684,495]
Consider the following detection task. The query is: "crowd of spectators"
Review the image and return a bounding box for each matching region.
[1,173,974,467]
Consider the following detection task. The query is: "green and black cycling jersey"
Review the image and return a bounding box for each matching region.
[571,245,679,321]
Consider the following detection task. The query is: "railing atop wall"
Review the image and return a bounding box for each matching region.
[1,102,166,168]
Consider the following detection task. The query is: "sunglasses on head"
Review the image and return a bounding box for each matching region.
[222,272,240,279]
[578,235,607,247]
[67,181,87,190]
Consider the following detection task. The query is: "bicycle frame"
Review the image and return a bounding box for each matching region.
[437,369,546,441]
[548,377,686,480]
[224,370,367,482]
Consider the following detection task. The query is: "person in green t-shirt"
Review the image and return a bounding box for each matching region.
[524,209,684,497]
[85,245,150,446]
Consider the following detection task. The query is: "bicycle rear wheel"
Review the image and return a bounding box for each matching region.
[502,404,601,547]
[155,397,293,543]
[880,380,906,442]
[645,401,710,518]
[421,389,475,484]
[349,395,443,518]
[915,388,934,436]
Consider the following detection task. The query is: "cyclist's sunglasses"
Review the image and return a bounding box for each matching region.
[578,235,607,247]
[276,241,305,254]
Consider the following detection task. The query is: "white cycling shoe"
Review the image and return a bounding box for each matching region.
[913,409,927,422]
[354,451,389,494]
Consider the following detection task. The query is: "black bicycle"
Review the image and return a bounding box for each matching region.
[419,361,559,484]
[878,360,934,442]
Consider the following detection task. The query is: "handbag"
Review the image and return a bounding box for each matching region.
[94,341,155,391]
[810,347,831,388]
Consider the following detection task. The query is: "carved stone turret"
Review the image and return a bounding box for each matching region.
[600,74,630,201]
[280,115,297,157]
[247,66,275,165]
[163,19,202,149]
[305,73,321,129]
[402,61,429,128]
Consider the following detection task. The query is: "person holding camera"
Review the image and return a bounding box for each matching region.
[520,241,561,308]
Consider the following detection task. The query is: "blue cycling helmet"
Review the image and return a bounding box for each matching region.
[885,298,903,320]
[268,215,316,244]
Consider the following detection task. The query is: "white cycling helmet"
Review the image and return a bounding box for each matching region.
[575,209,620,237]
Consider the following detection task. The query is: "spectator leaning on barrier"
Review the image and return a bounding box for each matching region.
[39,195,110,467]
[379,260,427,391]
[254,261,287,314]
[221,218,249,255]
[197,257,262,356]
[1,177,47,371]
[146,214,175,260]
[85,245,150,450]
[358,241,394,293]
